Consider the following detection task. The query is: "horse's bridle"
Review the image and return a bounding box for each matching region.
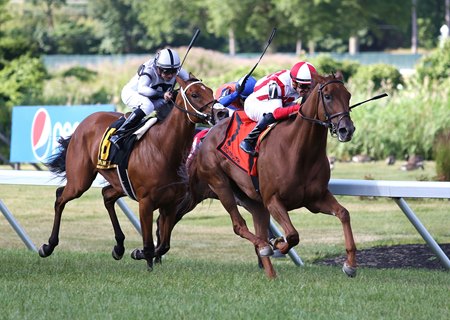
[171,79,218,125]
[298,79,350,137]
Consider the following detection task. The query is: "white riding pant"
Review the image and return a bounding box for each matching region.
[243,94,282,122]
[121,87,166,115]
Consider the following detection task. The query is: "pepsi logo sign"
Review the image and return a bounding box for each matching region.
[11,105,114,163]
[31,108,52,161]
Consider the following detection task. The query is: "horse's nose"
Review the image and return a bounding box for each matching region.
[338,123,355,142]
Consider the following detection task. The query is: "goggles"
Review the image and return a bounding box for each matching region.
[159,67,178,75]
[299,83,311,90]
[293,81,311,90]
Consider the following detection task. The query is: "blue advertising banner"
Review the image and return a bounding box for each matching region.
[10,105,116,163]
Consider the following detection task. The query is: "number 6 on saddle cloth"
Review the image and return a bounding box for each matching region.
[97,113,158,199]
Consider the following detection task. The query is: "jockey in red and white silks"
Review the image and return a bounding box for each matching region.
[243,61,317,122]
[240,61,317,155]
[243,69,299,122]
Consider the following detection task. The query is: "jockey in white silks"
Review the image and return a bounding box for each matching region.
[110,48,190,149]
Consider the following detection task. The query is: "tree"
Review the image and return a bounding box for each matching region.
[88,0,150,53]
[274,0,320,53]
[0,0,40,63]
[415,0,447,49]
[0,55,48,160]
[30,0,67,30]
[205,0,297,54]
[274,0,410,54]
[135,0,208,50]
[205,0,252,55]
[244,1,289,52]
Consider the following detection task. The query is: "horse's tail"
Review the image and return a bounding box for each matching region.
[175,191,195,222]
[175,163,197,221]
[175,155,213,221]
[44,136,71,178]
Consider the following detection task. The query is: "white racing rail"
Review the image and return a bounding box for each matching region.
[1,170,449,269]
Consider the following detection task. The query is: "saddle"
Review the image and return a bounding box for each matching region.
[217,111,274,177]
[96,113,158,200]
[97,101,176,170]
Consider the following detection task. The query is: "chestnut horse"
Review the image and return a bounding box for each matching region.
[39,75,226,271]
[170,72,357,278]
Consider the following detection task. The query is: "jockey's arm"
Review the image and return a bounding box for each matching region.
[137,74,163,98]
[218,91,239,107]
[177,68,190,81]
[273,104,300,120]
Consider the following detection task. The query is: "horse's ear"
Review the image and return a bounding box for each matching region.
[335,70,345,81]
[312,72,325,85]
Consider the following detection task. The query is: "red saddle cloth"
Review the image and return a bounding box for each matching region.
[217,111,259,176]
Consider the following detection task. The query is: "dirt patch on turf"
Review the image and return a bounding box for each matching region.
[316,243,450,270]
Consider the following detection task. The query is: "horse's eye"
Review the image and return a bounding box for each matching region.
[191,93,199,99]
[324,94,331,100]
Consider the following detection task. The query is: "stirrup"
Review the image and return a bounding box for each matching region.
[109,134,124,149]
[240,140,257,156]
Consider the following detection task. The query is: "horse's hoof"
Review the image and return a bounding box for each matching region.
[154,256,162,264]
[112,246,124,260]
[270,237,290,254]
[342,262,357,277]
[147,262,154,272]
[130,248,145,260]
[38,244,51,258]
[259,245,274,257]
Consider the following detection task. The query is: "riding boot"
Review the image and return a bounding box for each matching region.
[109,108,146,149]
[240,113,276,156]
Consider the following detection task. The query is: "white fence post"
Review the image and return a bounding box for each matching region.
[0,199,37,252]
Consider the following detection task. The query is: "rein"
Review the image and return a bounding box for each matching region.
[171,79,216,125]
[299,79,350,136]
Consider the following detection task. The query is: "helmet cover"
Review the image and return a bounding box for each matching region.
[290,61,317,84]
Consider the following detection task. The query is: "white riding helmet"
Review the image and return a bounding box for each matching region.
[290,61,317,84]
[155,48,181,70]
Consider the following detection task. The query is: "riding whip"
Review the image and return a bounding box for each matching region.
[238,27,277,93]
[350,93,388,110]
[180,28,201,69]
[169,28,201,92]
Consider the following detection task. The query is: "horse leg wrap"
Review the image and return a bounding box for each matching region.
[130,248,145,260]
[269,236,286,249]
[342,262,357,277]
[259,246,274,257]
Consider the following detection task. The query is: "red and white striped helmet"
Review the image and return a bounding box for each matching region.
[290,61,317,84]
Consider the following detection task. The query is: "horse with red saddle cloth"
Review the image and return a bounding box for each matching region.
[166,72,358,278]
